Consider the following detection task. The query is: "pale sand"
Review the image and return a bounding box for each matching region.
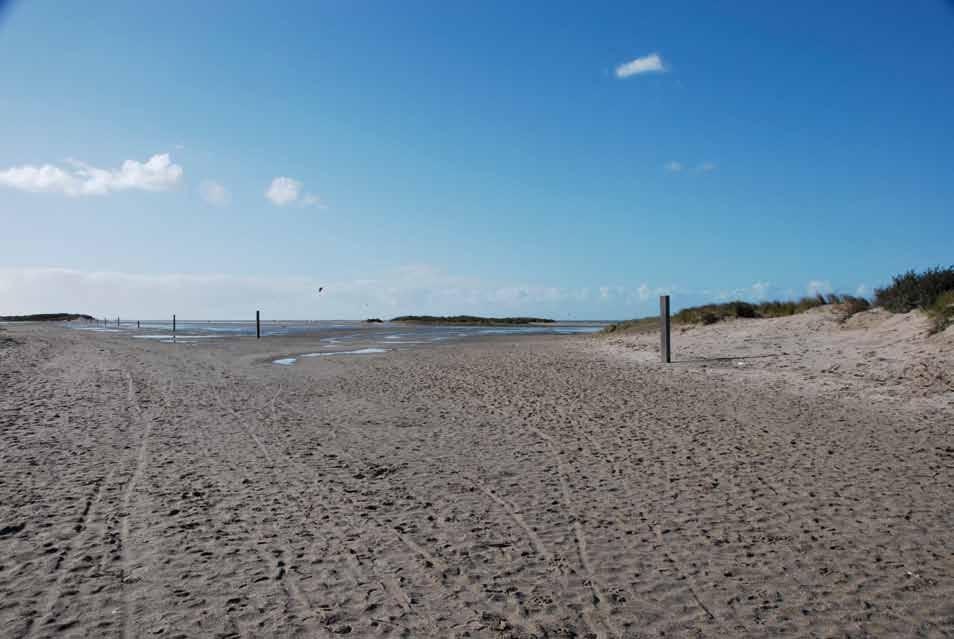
[1,311,952,638]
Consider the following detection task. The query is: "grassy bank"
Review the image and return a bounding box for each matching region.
[602,296,869,334]
[875,267,954,333]
[605,266,954,335]
[601,295,872,334]
[0,313,95,322]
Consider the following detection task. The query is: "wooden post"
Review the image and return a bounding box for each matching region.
[660,295,671,364]
[256,310,261,339]
[173,314,176,334]
[137,320,140,329]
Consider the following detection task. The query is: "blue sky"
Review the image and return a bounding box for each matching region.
[1,0,952,319]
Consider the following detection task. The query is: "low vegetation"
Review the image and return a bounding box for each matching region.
[874,267,954,333]
[927,291,954,333]
[364,318,384,323]
[0,313,95,322]
[605,266,954,336]
[392,315,554,325]
[600,317,658,334]
[602,294,870,334]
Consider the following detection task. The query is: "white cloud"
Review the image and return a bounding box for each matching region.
[265,176,301,206]
[0,153,182,196]
[665,161,717,174]
[807,280,832,295]
[3,266,827,321]
[300,193,325,208]
[199,180,230,207]
[710,281,771,301]
[751,281,770,299]
[265,177,324,208]
[855,283,869,297]
[0,266,667,319]
[615,53,667,78]
[636,283,676,302]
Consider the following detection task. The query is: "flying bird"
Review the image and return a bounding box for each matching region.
[318,287,324,293]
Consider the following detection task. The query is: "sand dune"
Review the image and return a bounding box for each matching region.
[1,315,952,637]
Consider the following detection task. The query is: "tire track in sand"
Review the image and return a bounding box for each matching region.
[118,370,159,639]
[464,476,557,567]
[26,470,117,638]
[204,379,413,637]
[524,423,621,639]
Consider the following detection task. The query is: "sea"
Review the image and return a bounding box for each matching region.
[68,319,606,364]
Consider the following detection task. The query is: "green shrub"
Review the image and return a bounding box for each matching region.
[928,291,954,333]
[733,302,757,318]
[838,295,871,318]
[601,317,658,334]
[603,292,858,334]
[874,266,954,313]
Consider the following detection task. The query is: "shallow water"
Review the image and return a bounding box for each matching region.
[302,348,389,357]
[273,347,390,365]
[70,319,606,361]
[133,334,221,340]
[72,320,602,339]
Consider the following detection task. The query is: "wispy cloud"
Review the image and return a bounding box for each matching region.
[0,153,182,197]
[711,281,774,301]
[666,160,718,175]
[615,53,667,78]
[0,266,684,319]
[199,180,230,207]
[265,176,322,207]
[1,264,852,322]
[300,193,326,209]
[751,281,770,299]
[265,177,301,206]
[807,280,832,295]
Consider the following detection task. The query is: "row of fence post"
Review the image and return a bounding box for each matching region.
[101,313,260,338]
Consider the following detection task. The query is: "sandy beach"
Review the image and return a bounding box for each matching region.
[1,310,953,638]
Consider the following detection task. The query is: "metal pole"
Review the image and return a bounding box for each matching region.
[256,310,261,339]
[660,295,671,364]
[173,314,176,334]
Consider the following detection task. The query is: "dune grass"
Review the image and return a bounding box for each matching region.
[602,294,870,334]
[874,266,954,332]
[600,317,659,334]
[927,291,954,333]
[603,266,954,336]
